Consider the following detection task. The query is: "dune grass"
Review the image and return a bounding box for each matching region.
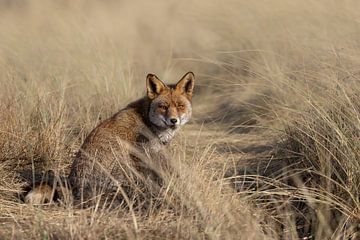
[0,1,360,239]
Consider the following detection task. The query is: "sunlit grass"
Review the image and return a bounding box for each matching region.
[0,0,360,239]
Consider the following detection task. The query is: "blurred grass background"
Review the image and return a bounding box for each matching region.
[0,0,360,239]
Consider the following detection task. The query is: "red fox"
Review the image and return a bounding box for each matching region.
[25,72,195,206]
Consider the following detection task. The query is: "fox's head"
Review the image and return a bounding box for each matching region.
[146,72,195,130]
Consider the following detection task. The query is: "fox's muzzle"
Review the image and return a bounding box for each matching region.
[165,107,180,127]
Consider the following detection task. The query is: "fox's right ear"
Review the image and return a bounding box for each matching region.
[146,74,166,99]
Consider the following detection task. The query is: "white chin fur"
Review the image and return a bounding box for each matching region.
[180,113,190,126]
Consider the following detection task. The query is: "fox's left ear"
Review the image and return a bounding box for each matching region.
[175,72,195,100]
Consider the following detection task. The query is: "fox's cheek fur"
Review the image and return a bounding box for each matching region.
[149,102,167,128]
[179,100,192,125]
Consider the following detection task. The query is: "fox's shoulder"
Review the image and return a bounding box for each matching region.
[110,97,151,128]
[82,98,150,147]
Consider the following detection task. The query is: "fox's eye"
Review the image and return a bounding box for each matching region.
[158,105,167,110]
[178,104,185,110]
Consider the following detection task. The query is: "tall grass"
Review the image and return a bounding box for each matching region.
[0,0,360,239]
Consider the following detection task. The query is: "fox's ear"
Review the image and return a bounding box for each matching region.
[146,74,166,99]
[176,72,195,100]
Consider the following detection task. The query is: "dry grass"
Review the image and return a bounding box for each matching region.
[1,0,360,239]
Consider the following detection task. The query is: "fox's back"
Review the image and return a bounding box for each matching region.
[68,98,155,198]
[80,98,151,151]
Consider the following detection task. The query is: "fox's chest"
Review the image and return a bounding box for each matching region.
[157,128,177,144]
[144,128,177,153]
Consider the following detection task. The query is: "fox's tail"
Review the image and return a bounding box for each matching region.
[24,184,55,204]
[24,170,71,205]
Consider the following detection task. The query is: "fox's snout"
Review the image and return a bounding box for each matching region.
[165,107,181,126]
[163,117,179,127]
[170,118,178,124]
[154,105,186,128]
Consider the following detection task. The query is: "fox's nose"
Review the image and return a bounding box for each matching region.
[170,118,178,124]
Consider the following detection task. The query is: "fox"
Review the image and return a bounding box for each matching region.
[25,72,195,206]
